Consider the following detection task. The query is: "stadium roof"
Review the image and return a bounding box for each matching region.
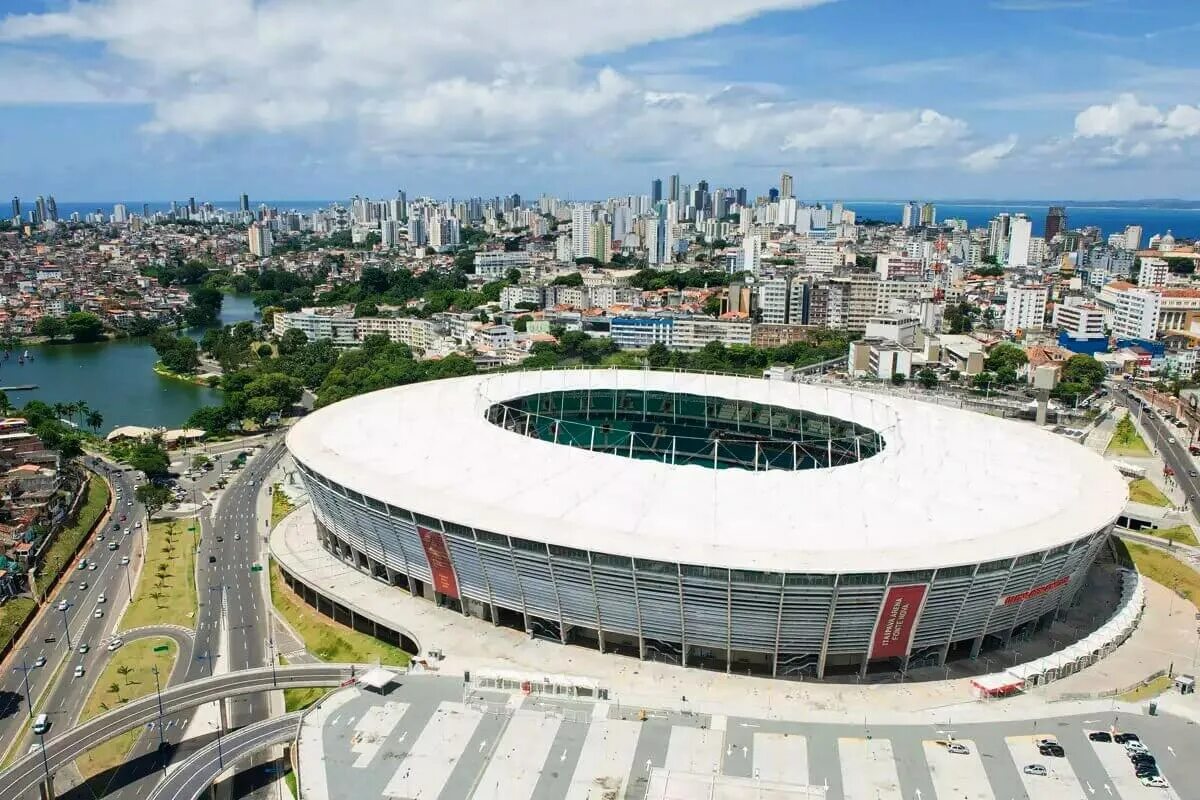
[286,369,1127,574]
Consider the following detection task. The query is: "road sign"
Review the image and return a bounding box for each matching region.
[153,645,169,653]
[250,564,263,572]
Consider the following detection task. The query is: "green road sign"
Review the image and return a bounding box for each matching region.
[250,564,263,573]
[153,645,170,653]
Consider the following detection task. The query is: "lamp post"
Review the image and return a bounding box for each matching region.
[212,720,225,770]
[12,651,34,719]
[151,665,166,761]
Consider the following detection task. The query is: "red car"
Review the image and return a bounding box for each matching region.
[119,514,126,522]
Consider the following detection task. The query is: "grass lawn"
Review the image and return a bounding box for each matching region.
[271,486,295,529]
[1118,674,1174,702]
[1129,478,1171,507]
[75,637,177,779]
[1106,415,1152,457]
[1148,524,1200,546]
[1124,540,1200,605]
[269,561,409,666]
[118,517,197,631]
[279,655,329,712]
[38,476,109,594]
[0,597,36,654]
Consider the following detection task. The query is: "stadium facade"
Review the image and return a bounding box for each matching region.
[286,369,1127,679]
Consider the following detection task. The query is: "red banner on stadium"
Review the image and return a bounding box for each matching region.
[417,526,460,599]
[869,584,927,660]
[999,576,1069,607]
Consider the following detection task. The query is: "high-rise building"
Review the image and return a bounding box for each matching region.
[1003,283,1048,333]
[780,172,793,199]
[1044,206,1067,241]
[768,188,779,203]
[188,196,197,215]
[919,203,936,226]
[589,222,612,263]
[408,217,427,247]
[1138,256,1169,288]
[987,213,1012,258]
[46,195,57,222]
[34,196,46,224]
[381,220,399,249]
[735,188,747,208]
[142,203,150,219]
[571,205,594,260]
[248,222,273,257]
[1008,214,1032,268]
[901,201,919,229]
[112,204,128,224]
[742,234,761,275]
[1112,287,1161,340]
[10,197,18,221]
[651,179,663,206]
[1123,225,1143,251]
[240,194,250,212]
[667,174,680,205]
[645,212,666,266]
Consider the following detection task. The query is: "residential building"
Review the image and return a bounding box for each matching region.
[248,222,273,257]
[864,314,918,348]
[1138,256,1169,288]
[1112,287,1162,340]
[610,316,673,349]
[355,316,438,352]
[756,275,808,325]
[671,318,752,351]
[1123,225,1143,251]
[1052,298,1106,344]
[1044,206,1066,241]
[273,307,358,347]
[1007,214,1032,268]
[474,251,531,280]
[780,172,793,199]
[589,221,612,263]
[1003,283,1048,333]
[571,205,594,260]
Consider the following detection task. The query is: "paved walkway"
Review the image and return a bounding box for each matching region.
[269,506,1196,726]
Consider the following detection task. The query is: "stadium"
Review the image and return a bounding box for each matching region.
[284,368,1128,680]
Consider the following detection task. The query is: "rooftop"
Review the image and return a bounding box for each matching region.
[286,369,1127,573]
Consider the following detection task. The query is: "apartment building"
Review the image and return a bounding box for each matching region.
[273,307,358,347]
[1002,284,1049,333]
[1112,287,1162,340]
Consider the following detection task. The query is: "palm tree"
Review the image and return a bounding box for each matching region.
[0,391,12,417]
[86,410,103,433]
[74,401,90,429]
[116,665,133,685]
[51,402,69,422]
[108,682,120,698]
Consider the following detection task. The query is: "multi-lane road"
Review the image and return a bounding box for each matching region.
[0,433,288,800]
[0,463,144,762]
[1114,384,1200,523]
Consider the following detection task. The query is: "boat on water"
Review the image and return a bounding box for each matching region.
[22,351,30,361]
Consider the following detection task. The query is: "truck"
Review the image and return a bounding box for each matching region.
[1112,461,1146,479]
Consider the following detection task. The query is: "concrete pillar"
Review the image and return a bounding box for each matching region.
[38,776,54,800]
[969,634,985,659]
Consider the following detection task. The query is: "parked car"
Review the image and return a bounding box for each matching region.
[1023,765,1047,776]
[947,742,970,755]
[1141,776,1168,788]
[1114,733,1140,744]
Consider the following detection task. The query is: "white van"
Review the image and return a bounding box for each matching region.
[32,714,49,735]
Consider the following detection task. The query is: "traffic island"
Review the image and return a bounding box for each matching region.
[118,517,198,631]
[74,637,177,781]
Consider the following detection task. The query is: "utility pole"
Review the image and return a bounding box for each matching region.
[151,665,166,761]
[13,651,34,719]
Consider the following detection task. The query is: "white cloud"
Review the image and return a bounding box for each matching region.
[0,0,1000,173]
[1072,94,1200,163]
[960,135,1018,171]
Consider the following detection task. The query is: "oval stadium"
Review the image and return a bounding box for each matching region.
[284,369,1128,680]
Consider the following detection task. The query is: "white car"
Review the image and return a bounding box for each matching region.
[1023,764,1047,776]
[88,562,97,571]
[127,501,133,507]
[78,643,89,654]
[135,522,142,529]
[1141,776,1169,788]
[120,556,130,565]
[107,639,122,651]
[73,665,85,679]
[947,742,970,755]
[56,600,68,611]
[124,528,131,535]
[33,655,46,667]
[1126,741,1150,754]
[96,593,106,604]
[93,608,103,619]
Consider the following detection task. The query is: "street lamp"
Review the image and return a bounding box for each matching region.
[59,603,72,651]
[151,665,166,761]
[12,651,35,720]
[211,720,225,770]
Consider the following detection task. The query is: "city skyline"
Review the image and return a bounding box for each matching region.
[2,1,1200,201]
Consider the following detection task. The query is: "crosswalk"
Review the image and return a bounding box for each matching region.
[322,701,1188,800]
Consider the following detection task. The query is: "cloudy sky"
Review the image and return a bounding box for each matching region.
[1,0,1198,202]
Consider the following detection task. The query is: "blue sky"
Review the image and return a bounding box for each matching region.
[1,0,1199,202]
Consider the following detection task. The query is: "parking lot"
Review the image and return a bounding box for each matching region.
[297,674,1200,800]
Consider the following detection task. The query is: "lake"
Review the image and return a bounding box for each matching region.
[4,294,259,432]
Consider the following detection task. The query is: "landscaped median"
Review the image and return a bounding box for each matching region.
[1145,524,1199,547]
[1120,539,1200,604]
[75,637,177,781]
[119,517,198,631]
[1106,414,1152,458]
[279,655,327,712]
[270,485,295,529]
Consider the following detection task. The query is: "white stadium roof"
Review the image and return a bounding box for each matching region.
[286,369,1128,574]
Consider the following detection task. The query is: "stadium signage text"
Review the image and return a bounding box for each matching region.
[998,575,1069,606]
[869,584,927,660]
[417,525,461,599]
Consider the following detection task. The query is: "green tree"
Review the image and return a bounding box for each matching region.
[136,483,172,519]
[184,286,224,326]
[85,410,103,433]
[34,316,67,341]
[354,301,379,318]
[646,342,671,368]
[65,312,105,342]
[512,315,533,333]
[984,343,1028,374]
[278,328,309,355]
[551,272,584,287]
[703,295,723,316]
[127,441,170,478]
[917,368,938,390]
[891,372,907,386]
[256,343,273,358]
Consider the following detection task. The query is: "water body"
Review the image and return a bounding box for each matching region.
[3,294,259,432]
[847,201,1200,239]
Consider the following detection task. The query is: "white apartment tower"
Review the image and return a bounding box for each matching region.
[1007,214,1032,268]
[1138,256,1169,288]
[571,205,594,260]
[248,222,273,257]
[1002,283,1048,333]
[1112,288,1161,340]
